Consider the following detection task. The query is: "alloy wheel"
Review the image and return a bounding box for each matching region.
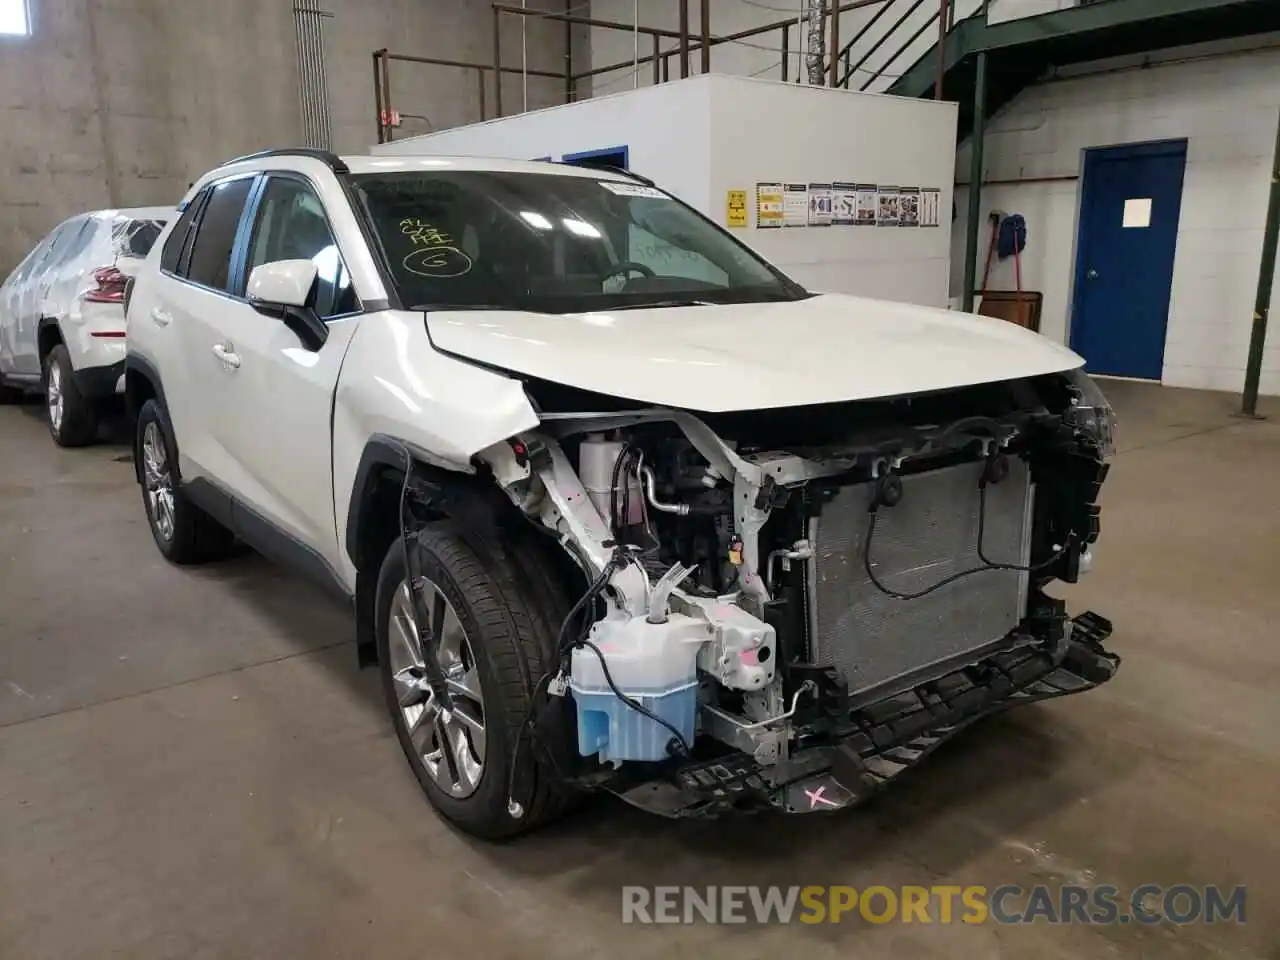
[141,421,176,542]
[388,577,487,798]
[46,362,63,433]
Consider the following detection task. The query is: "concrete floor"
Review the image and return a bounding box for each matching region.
[0,382,1277,959]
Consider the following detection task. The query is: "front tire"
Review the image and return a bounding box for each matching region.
[44,344,99,447]
[136,398,235,564]
[375,522,573,840]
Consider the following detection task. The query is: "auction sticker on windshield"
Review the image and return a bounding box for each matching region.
[600,182,668,199]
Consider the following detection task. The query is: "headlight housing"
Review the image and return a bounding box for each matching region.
[1062,368,1116,459]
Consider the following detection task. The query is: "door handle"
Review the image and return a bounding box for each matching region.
[1086,268,1099,280]
[212,343,241,369]
[150,307,173,327]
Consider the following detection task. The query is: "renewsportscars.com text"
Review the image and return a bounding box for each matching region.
[621,884,1247,926]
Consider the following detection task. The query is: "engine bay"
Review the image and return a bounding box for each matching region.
[475,369,1119,814]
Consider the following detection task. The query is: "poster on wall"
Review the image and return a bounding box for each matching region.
[855,185,878,225]
[877,187,901,226]
[756,183,784,228]
[808,183,833,226]
[783,183,809,227]
[832,182,857,225]
[726,189,748,228]
[899,187,920,227]
[919,188,941,227]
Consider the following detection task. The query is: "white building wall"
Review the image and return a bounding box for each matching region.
[709,77,957,305]
[370,79,715,210]
[952,42,1280,395]
[586,0,984,96]
[988,0,1077,25]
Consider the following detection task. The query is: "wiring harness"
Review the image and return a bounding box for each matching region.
[863,453,1074,602]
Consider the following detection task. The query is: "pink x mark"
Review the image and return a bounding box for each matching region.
[805,785,841,810]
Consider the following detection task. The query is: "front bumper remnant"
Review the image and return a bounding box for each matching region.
[611,612,1119,818]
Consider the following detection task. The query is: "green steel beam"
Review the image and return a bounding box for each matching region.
[1241,107,1280,417]
[961,50,988,315]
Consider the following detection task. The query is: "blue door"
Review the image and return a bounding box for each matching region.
[1071,140,1187,380]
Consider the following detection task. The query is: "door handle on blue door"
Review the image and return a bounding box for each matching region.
[150,307,173,327]
[1087,268,1099,280]
[212,343,241,370]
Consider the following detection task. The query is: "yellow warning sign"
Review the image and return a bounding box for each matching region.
[727,189,748,228]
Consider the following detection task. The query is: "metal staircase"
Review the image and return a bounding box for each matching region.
[837,0,1280,141]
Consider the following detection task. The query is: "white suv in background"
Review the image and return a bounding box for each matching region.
[0,206,173,445]
[125,149,1117,839]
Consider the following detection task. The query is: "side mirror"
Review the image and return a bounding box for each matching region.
[246,259,328,351]
[247,259,318,309]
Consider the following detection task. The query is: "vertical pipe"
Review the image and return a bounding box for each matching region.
[1242,107,1280,417]
[781,24,789,82]
[380,49,394,143]
[700,0,710,74]
[477,66,487,120]
[934,0,950,99]
[493,7,503,117]
[961,50,988,313]
[373,51,385,143]
[295,4,311,145]
[796,7,804,81]
[828,0,840,87]
[633,0,640,88]
[564,0,574,102]
[652,33,661,84]
[678,0,689,77]
[318,10,334,149]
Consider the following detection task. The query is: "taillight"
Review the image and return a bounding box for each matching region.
[84,266,128,303]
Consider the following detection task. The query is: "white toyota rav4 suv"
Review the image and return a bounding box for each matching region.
[126,149,1119,839]
[0,206,172,445]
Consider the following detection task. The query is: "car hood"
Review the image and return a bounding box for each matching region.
[424,293,1083,413]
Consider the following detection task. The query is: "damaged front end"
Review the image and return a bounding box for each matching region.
[477,368,1120,817]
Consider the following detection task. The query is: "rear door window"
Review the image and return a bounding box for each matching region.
[161,192,208,274]
[185,177,255,292]
[45,219,88,269]
[60,218,98,265]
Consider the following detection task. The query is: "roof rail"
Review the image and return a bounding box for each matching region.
[220,148,350,174]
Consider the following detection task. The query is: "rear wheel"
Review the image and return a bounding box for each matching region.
[136,398,235,564]
[44,344,98,447]
[375,522,574,840]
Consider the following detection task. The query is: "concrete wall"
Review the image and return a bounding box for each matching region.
[951,40,1280,395]
[0,0,567,274]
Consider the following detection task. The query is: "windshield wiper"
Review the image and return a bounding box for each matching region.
[608,299,712,311]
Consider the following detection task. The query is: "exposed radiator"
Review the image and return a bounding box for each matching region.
[808,459,1033,705]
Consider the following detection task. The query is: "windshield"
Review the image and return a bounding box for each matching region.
[348,170,809,313]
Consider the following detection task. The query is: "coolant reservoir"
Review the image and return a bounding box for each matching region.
[579,434,642,529]
[569,613,708,763]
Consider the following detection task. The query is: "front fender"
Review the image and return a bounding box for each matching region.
[330,310,539,586]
